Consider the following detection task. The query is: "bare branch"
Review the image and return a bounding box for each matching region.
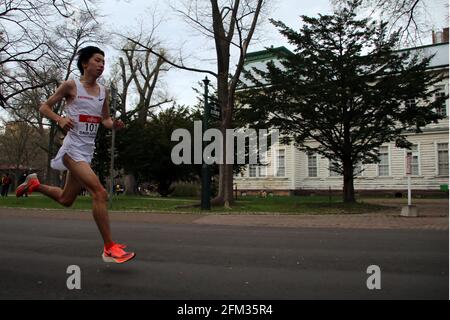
[352,0,434,45]
[229,0,264,94]
[124,37,218,78]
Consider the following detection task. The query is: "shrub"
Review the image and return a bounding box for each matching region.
[171,183,201,197]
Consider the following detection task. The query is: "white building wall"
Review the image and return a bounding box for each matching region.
[235,43,449,194]
[234,142,295,191]
[292,131,449,191]
[235,129,449,192]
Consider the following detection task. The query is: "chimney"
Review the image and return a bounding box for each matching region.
[432,27,449,44]
[443,27,449,43]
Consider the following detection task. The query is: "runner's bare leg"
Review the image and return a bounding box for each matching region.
[36,171,82,207]
[62,154,113,245]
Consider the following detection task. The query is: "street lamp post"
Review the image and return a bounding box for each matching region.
[109,84,117,209]
[201,77,211,210]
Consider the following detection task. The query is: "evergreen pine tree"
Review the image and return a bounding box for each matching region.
[240,0,445,202]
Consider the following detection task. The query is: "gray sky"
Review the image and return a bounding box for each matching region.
[96,0,447,108]
[0,0,446,123]
[99,0,338,108]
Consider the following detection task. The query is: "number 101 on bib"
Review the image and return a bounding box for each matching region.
[79,115,101,137]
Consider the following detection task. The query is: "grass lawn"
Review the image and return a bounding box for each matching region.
[0,194,391,215]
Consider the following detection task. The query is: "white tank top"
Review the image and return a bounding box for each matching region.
[62,79,105,157]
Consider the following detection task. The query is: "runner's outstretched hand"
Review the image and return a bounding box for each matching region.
[113,119,125,131]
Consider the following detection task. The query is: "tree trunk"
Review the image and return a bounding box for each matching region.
[211,71,235,207]
[342,157,356,203]
[124,174,137,195]
[223,94,236,208]
[45,125,60,186]
[223,163,234,207]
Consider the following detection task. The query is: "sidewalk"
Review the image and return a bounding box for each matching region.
[0,198,447,231]
[194,212,449,230]
[195,198,449,230]
[196,198,449,230]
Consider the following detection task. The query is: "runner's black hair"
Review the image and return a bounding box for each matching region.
[76,46,105,75]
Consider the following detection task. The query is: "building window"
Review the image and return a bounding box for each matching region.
[308,153,318,177]
[249,164,257,177]
[276,149,286,177]
[438,143,449,176]
[435,86,447,117]
[330,161,362,177]
[258,165,267,177]
[354,162,363,177]
[249,152,270,178]
[258,152,267,177]
[329,161,340,177]
[405,98,416,109]
[378,146,390,176]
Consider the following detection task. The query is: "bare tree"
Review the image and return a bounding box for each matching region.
[2,7,104,184]
[335,0,446,45]
[0,0,97,108]
[120,39,171,124]
[6,64,65,183]
[110,24,173,194]
[0,117,46,177]
[127,0,267,207]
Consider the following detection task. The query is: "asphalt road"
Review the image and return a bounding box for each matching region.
[0,212,448,300]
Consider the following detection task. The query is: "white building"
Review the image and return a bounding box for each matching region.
[235,40,449,196]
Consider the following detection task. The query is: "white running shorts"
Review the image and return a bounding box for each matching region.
[50,145,93,171]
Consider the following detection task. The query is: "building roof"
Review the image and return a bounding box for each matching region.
[244,42,449,70]
[398,42,449,70]
[244,46,293,64]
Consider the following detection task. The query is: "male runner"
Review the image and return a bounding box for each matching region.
[16,46,135,264]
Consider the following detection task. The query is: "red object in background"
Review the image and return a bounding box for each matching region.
[406,152,412,175]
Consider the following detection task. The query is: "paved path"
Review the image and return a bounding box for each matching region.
[0,197,448,231]
[0,207,447,300]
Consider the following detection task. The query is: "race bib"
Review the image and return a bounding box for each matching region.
[78,115,101,137]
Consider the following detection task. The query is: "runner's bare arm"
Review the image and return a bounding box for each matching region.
[39,81,75,131]
[102,88,124,130]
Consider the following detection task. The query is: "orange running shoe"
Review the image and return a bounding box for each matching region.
[102,243,136,264]
[16,173,40,197]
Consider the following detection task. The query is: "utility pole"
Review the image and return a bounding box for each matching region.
[406,152,412,206]
[201,77,211,211]
[401,151,418,217]
[109,84,117,209]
